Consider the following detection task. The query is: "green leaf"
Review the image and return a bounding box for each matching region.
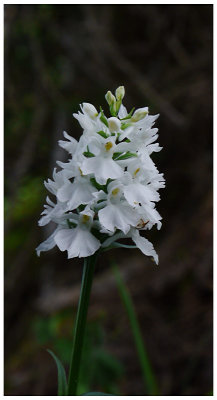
[100,107,109,127]
[81,392,112,396]
[47,349,68,395]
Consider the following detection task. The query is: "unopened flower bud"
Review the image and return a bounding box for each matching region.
[105,91,116,107]
[131,107,149,122]
[105,91,117,116]
[115,86,125,101]
[82,103,98,119]
[108,117,121,132]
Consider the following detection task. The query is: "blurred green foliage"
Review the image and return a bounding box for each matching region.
[33,311,124,395]
[5,177,44,222]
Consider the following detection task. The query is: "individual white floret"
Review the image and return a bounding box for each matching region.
[38,196,69,227]
[81,136,124,184]
[57,176,96,211]
[54,209,101,258]
[58,131,78,155]
[98,181,140,234]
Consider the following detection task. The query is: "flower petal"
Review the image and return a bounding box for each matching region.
[57,181,73,203]
[54,228,100,258]
[82,157,124,185]
[68,180,94,210]
[118,104,128,119]
[124,182,159,207]
[99,204,139,234]
[131,230,158,264]
[36,227,59,256]
[58,131,78,154]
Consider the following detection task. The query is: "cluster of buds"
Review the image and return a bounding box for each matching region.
[36,87,165,263]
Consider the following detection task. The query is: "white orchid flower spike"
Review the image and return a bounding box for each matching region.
[36,86,165,263]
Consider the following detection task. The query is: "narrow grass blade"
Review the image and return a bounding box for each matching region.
[81,392,112,396]
[112,263,159,395]
[47,349,68,395]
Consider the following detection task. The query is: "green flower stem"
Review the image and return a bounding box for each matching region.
[67,253,98,396]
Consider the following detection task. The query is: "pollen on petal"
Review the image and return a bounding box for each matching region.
[82,214,90,223]
[133,168,140,176]
[105,141,113,151]
[112,188,120,196]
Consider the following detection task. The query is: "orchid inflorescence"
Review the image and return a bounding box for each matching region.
[36,86,165,264]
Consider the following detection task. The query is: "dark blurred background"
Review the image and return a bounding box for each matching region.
[4,4,213,396]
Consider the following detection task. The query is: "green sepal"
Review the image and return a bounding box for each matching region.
[83,151,95,158]
[121,122,131,130]
[114,151,137,161]
[97,130,109,139]
[110,105,117,117]
[115,99,122,114]
[81,392,113,396]
[47,349,68,396]
[120,107,135,120]
[112,152,123,160]
[102,242,137,252]
[100,107,109,127]
[90,227,110,243]
[90,177,107,193]
[67,219,77,229]
[77,204,86,212]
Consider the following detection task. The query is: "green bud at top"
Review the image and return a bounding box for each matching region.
[131,107,149,122]
[115,86,125,114]
[105,91,116,107]
[105,90,117,117]
[115,86,125,101]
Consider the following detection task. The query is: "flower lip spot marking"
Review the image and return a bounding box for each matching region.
[82,214,90,224]
[136,219,149,229]
[112,188,120,196]
[105,141,113,151]
[133,168,140,177]
[79,167,83,176]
